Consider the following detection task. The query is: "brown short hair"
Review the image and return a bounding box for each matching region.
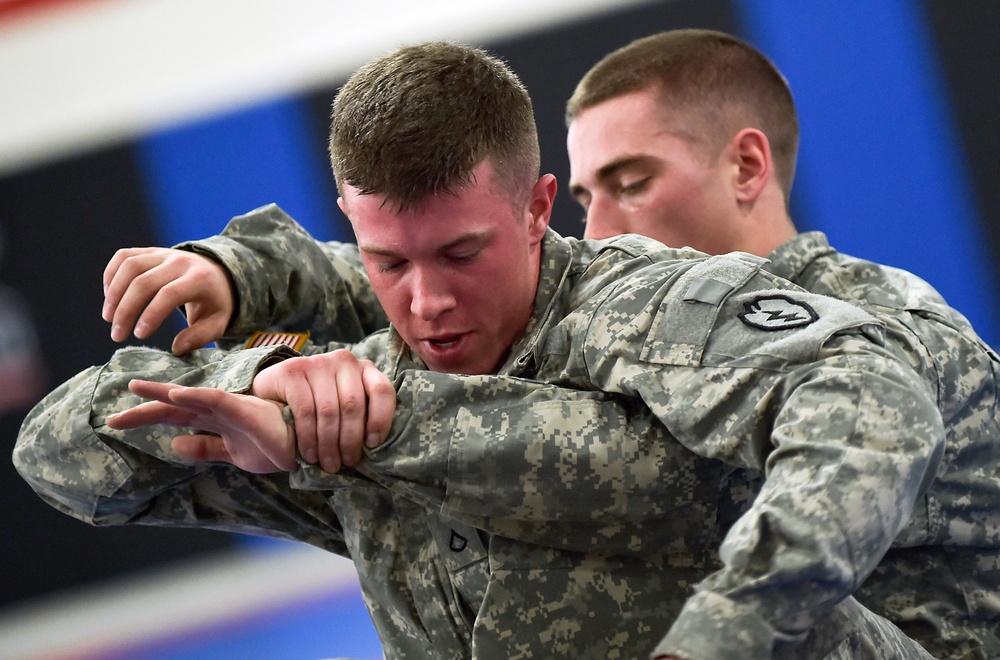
[567,29,799,198]
[330,41,540,212]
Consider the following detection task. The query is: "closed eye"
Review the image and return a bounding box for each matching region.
[619,177,650,196]
[375,260,405,274]
[447,251,480,266]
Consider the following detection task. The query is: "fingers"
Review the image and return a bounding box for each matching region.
[107,380,210,429]
[251,351,392,474]
[167,386,298,472]
[361,362,396,449]
[126,378,182,402]
[104,249,177,341]
[254,358,324,467]
[106,399,196,429]
[114,380,296,473]
[102,248,235,348]
[330,360,367,470]
[102,247,152,302]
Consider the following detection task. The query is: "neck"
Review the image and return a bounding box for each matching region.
[735,186,798,257]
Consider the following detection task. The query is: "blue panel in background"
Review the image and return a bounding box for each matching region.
[735,0,1000,347]
[137,95,347,247]
[105,586,383,660]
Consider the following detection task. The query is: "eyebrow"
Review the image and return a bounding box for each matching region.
[569,154,655,199]
[360,230,494,258]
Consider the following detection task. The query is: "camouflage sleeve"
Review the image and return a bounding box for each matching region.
[577,258,945,657]
[176,203,388,346]
[650,334,943,658]
[291,371,739,562]
[12,344,348,553]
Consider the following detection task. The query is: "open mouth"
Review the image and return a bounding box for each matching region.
[417,332,470,360]
[425,333,465,348]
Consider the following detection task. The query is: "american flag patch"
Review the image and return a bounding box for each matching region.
[243,330,310,351]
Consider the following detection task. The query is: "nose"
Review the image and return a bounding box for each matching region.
[582,195,626,240]
[409,267,456,321]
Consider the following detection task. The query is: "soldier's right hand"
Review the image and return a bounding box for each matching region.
[252,350,397,474]
[103,247,237,355]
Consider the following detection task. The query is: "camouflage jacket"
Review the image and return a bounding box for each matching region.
[764,232,1000,658]
[14,210,943,659]
[196,208,1000,657]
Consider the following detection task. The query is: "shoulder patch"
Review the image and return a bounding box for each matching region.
[738,295,818,331]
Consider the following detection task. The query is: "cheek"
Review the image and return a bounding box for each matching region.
[367,278,409,323]
[653,177,718,221]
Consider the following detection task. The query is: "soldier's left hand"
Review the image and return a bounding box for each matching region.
[107,379,297,473]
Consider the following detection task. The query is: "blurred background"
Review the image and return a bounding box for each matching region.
[1,0,997,657]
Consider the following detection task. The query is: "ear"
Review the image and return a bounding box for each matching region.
[337,196,348,217]
[729,128,772,204]
[525,173,557,242]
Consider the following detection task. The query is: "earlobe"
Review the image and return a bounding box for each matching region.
[337,196,348,216]
[733,129,771,203]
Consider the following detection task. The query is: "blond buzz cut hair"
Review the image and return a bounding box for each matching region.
[567,29,799,199]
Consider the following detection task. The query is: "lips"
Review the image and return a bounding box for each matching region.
[416,332,471,369]
[420,332,466,351]
[426,334,462,347]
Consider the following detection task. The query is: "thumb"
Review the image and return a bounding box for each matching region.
[171,318,225,355]
[250,366,284,402]
[172,434,232,462]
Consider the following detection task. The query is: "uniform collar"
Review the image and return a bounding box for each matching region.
[501,228,573,376]
[764,231,836,283]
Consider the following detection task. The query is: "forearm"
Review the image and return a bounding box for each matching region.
[12,344,345,548]
[177,203,387,345]
[293,370,741,560]
[14,344,264,523]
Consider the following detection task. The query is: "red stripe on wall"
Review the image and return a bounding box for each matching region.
[0,0,109,23]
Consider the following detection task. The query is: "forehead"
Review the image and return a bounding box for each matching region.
[567,91,704,179]
[571,90,702,153]
[571,90,668,140]
[343,162,519,249]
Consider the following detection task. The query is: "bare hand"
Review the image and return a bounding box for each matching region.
[252,350,396,473]
[107,379,296,473]
[103,247,236,355]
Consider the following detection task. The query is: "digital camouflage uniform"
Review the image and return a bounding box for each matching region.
[193,207,1000,658]
[763,232,1000,659]
[14,208,944,659]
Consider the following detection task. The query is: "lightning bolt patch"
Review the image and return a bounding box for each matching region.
[738,295,819,331]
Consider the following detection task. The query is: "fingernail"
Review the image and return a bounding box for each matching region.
[101,303,110,321]
[111,324,124,341]
[304,449,317,464]
[366,433,381,448]
[135,322,148,338]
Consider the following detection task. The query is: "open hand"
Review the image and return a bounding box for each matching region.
[103,247,236,355]
[107,379,296,473]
